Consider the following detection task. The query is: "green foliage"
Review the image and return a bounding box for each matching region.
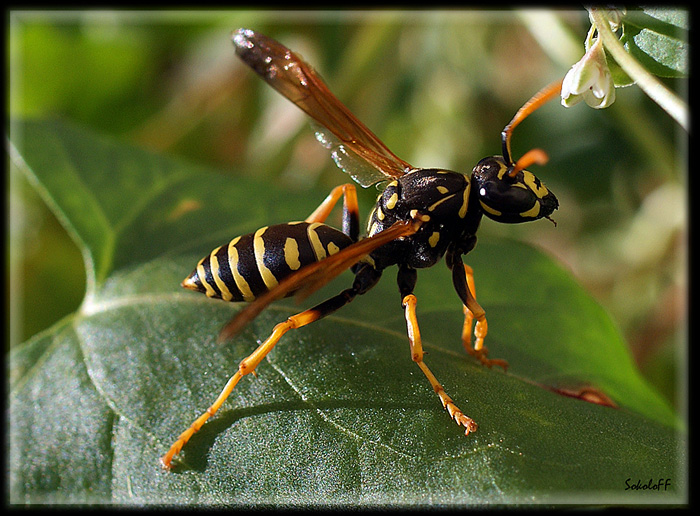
[622,8,689,78]
[9,119,685,505]
[605,7,689,87]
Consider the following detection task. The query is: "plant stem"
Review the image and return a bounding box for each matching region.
[589,8,688,131]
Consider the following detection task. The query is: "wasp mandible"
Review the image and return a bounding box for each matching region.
[161,28,561,469]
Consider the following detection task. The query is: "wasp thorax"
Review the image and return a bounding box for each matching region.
[471,156,558,224]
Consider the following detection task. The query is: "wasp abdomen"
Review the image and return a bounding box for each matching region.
[183,221,354,302]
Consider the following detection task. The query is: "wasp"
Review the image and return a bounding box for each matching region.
[161,28,562,469]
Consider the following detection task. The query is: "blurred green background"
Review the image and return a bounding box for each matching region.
[8,10,686,414]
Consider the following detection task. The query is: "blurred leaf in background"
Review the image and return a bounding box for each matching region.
[8,9,687,505]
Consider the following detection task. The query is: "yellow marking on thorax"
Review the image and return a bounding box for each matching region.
[228,236,255,302]
[436,186,449,194]
[367,206,377,225]
[428,193,456,212]
[210,246,233,301]
[306,222,327,261]
[409,209,430,222]
[327,242,341,255]
[459,182,470,218]
[253,227,279,290]
[284,237,301,270]
[196,257,217,298]
[429,231,440,247]
[386,192,399,210]
[376,206,385,220]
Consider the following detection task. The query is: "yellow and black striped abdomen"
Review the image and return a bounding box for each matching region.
[182,221,354,302]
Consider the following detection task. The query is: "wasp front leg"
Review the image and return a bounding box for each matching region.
[451,261,508,371]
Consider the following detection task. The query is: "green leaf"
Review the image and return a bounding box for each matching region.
[9,119,685,505]
[620,8,689,79]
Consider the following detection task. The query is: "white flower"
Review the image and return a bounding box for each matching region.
[561,38,616,109]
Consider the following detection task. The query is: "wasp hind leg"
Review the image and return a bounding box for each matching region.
[305,183,360,241]
[160,285,362,470]
[453,262,508,371]
[398,266,478,435]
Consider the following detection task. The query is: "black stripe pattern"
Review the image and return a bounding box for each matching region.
[182,222,354,302]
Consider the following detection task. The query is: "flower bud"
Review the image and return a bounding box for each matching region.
[561,38,616,109]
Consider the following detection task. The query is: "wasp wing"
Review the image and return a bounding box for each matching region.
[217,219,419,344]
[232,28,412,186]
[313,125,394,188]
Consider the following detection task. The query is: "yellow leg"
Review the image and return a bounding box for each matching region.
[402,294,478,435]
[161,291,354,470]
[460,265,508,371]
[304,183,359,241]
[306,182,358,222]
[160,371,243,470]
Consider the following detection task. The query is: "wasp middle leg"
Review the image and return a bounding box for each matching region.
[398,265,478,435]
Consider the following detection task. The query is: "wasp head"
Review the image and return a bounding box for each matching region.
[471,155,558,224]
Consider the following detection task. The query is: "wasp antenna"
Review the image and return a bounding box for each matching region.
[508,148,549,178]
[501,79,563,165]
